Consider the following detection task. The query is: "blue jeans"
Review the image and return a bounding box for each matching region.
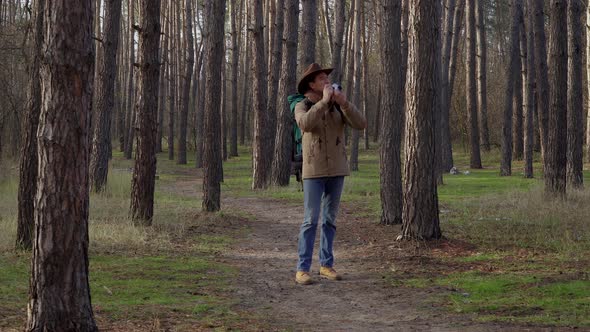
[297,176,345,272]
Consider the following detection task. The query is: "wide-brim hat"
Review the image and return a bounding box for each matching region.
[297,63,334,94]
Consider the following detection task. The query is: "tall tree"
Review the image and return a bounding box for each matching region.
[167,0,176,161]
[90,0,123,192]
[533,0,550,165]
[251,0,270,189]
[379,0,403,225]
[129,0,162,223]
[202,0,226,211]
[300,0,317,67]
[500,0,523,176]
[465,0,482,169]
[349,0,362,171]
[587,1,590,164]
[26,0,98,329]
[124,0,136,159]
[177,0,194,165]
[475,0,490,151]
[16,0,44,250]
[156,1,169,153]
[524,0,535,179]
[513,23,526,161]
[229,0,240,157]
[566,0,583,189]
[271,0,299,186]
[266,0,284,158]
[400,0,441,240]
[545,0,568,197]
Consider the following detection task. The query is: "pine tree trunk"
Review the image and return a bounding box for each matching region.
[156,2,168,153]
[16,0,44,251]
[524,0,535,179]
[533,0,550,166]
[167,2,176,161]
[465,0,482,169]
[300,0,317,68]
[545,0,568,197]
[500,0,523,176]
[26,1,98,329]
[586,1,590,163]
[513,23,525,161]
[271,0,299,186]
[124,0,136,159]
[251,0,270,189]
[475,0,490,152]
[330,0,345,83]
[177,0,194,165]
[566,0,583,189]
[349,0,362,171]
[400,0,441,240]
[203,0,226,211]
[441,0,464,171]
[230,0,240,157]
[266,0,284,159]
[130,0,162,224]
[90,0,123,192]
[379,0,403,225]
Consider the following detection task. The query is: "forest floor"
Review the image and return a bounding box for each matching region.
[162,174,584,332]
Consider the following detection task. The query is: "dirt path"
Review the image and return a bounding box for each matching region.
[168,177,565,332]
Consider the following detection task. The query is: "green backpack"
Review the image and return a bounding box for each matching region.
[288,94,306,183]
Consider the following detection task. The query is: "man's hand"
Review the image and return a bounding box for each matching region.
[332,88,347,105]
[322,84,334,104]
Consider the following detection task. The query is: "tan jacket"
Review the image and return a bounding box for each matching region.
[295,98,367,179]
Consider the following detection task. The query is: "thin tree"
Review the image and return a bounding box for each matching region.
[400,0,441,240]
[229,0,240,157]
[251,0,270,189]
[566,0,583,189]
[156,1,169,153]
[16,0,44,250]
[330,0,345,83]
[500,0,523,176]
[379,0,403,225]
[524,0,535,179]
[587,1,590,164]
[203,0,226,211]
[90,0,123,192]
[545,0,568,197]
[26,1,98,329]
[266,0,284,158]
[513,22,526,161]
[349,0,362,171]
[124,0,136,159]
[177,0,194,165]
[475,0,490,151]
[465,0,482,169]
[130,0,162,223]
[271,0,299,186]
[167,0,176,161]
[533,0,550,165]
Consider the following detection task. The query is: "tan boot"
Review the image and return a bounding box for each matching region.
[296,271,313,285]
[319,266,342,280]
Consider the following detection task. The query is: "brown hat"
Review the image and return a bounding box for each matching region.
[297,63,333,94]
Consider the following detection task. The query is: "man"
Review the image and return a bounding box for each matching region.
[294,63,367,285]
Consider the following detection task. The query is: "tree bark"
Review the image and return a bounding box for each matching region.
[266,0,284,160]
[251,0,270,189]
[16,0,44,251]
[400,0,441,240]
[524,0,535,179]
[465,0,482,169]
[156,1,168,153]
[203,0,226,211]
[331,0,345,84]
[545,0,568,197]
[379,0,403,225]
[90,0,123,192]
[177,0,194,165]
[167,1,176,161]
[566,0,583,189]
[271,0,299,186]
[533,0,550,166]
[299,0,317,68]
[475,0,490,152]
[349,0,362,171]
[130,0,162,224]
[587,0,590,163]
[513,21,525,161]
[230,0,240,157]
[26,0,98,329]
[124,0,136,159]
[500,0,523,176]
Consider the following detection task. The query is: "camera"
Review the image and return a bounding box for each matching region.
[332,83,342,91]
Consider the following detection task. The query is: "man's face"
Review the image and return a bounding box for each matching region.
[309,72,330,94]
